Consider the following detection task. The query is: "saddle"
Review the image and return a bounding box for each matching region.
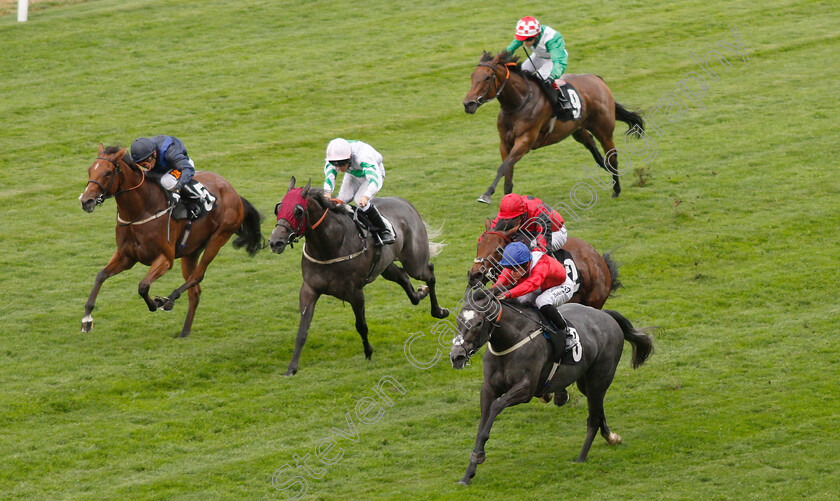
[345,205,396,247]
[530,306,582,366]
[538,78,582,122]
[167,179,217,220]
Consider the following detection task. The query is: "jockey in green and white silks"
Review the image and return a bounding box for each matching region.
[506,16,568,83]
[505,16,573,114]
[323,138,394,246]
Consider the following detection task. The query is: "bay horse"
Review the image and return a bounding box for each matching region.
[79,144,264,337]
[269,177,449,376]
[468,218,620,309]
[463,51,646,203]
[449,288,653,485]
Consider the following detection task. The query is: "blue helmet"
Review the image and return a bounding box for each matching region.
[499,242,531,267]
[130,137,156,164]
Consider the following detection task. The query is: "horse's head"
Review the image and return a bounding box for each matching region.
[450,286,502,369]
[269,176,313,254]
[79,144,127,213]
[463,51,518,114]
[468,217,521,286]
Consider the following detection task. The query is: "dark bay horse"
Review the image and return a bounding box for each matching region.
[269,177,449,376]
[79,144,264,337]
[468,218,620,309]
[449,289,653,485]
[463,51,645,203]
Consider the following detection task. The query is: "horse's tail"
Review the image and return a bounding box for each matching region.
[424,221,445,258]
[615,102,645,138]
[602,252,622,294]
[604,310,653,369]
[232,196,266,256]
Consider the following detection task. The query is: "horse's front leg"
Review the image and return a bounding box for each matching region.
[459,379,533,486]
[82,251,136,332]
[285,283,320,376]
[139,254,174,312]
[478,134,535,204]
[163,230,234,311]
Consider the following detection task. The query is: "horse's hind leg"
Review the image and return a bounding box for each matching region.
[402,260,449,319]
[177,253,201,338]
[348,290,373,360]
[573,129,615,191]
[83,251,136,333]
[588,124,622,198]
[382,263,427,305]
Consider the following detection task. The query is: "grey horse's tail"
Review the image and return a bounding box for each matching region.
[604,310,653,369]
[602,252,622,294]
[424,221,445,258]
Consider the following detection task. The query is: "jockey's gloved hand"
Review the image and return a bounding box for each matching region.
[170,190,181,204]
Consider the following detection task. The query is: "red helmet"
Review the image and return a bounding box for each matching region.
[515,16,541,41]
[498,194,526,219]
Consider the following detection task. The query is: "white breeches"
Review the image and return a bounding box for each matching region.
[515,275,576,308]
[550,227,568,251]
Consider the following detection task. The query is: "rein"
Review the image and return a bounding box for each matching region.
[476,61,532,112]
[88,156,146,205]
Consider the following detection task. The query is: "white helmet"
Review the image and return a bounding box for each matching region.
[325,138,352,162]
[514,16,541,41]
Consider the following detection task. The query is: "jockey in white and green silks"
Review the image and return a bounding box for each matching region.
[505,16,572,111]
[323,138,394,246]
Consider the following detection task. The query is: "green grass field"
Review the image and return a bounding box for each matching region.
[1,0,838,499]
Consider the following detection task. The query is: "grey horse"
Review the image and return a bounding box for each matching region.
[269,177,449,376]
[449,287,653,485]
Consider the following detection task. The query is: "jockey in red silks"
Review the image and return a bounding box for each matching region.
[488,241,576,361]
[491,193,567,253]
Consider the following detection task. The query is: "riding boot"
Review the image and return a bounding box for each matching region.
[556,84,573,111]
[178,185,201,220]
[539,304,572,362]
[363,204,395,246]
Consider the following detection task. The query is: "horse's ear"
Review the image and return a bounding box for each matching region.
[288,176,296,191]
[503,224,521,238]
[98,143,104,155]
[116,147,126,159]
[484,217,492,231]
[301,179,311,198]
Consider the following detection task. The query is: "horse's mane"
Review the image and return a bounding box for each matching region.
[306,187,351,215]
[479,51,545,86]
[103,144,141,173]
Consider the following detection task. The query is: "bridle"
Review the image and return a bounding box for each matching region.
[455,295,504,365]
[273,196,335,248]
[474,61,533,113]
[86,156,145,206]
[475,61,516,105]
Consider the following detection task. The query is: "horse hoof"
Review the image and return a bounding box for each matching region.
[433,307,450,319]
[153,296,166,309]
[476,195,492,204]
[81,321,92,333]
[612,192,620,199]
[456,480,471,486]
[364,345,374,360]
[607,432,622,445]
[282,368,297,377]
[540,394,552,403]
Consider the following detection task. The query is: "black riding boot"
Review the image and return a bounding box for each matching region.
[556,84,573,112]
[363,204,395,246]
[177,185,201,220]
[539,304,572,362]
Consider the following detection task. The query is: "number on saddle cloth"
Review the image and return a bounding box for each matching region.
[551,248,581,294]
[174,180,217,220]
